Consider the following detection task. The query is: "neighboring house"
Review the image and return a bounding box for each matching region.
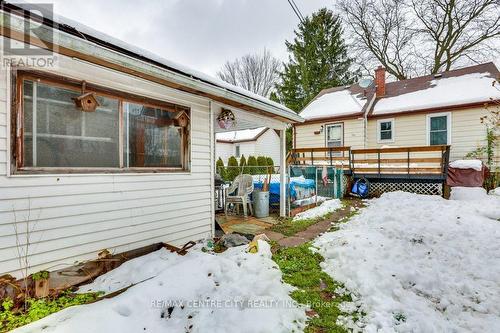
[0,3,302,277]
[215,127,281,165]
[294,62,500,165]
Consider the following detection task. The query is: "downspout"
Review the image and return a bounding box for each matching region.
[363,93,377,149]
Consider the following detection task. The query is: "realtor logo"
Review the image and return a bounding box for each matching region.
[0,2,58,69]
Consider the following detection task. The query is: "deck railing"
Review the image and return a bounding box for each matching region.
[350,145,450,176]
[289,145,451,179]
[287,146,352,169]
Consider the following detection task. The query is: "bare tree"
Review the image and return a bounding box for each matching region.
[217,49,281,97]
[338,0,500,79]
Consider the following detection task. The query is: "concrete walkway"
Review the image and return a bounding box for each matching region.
[265,198,365,248]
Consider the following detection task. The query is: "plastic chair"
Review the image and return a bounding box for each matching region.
[225,174,254,217]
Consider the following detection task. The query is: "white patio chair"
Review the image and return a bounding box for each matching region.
[225,174,254,217]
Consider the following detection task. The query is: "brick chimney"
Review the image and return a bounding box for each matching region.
[375,66,386,97]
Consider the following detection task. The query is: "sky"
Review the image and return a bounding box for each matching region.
[29,0,332,76]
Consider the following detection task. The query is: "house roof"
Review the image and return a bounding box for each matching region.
[216,127,268,143]
[1,1,304,123]
[299,62,500,122]
[299,85,372,121]
[372,62,500,116]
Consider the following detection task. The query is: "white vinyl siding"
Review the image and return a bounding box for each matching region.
[0,50,213,277]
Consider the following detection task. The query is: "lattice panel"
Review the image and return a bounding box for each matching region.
[369,182,443,196]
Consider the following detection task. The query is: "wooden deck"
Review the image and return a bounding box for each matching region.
[215,214,279,235]
[288,145,451,183]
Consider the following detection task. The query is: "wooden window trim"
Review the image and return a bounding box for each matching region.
[12,71,191,174]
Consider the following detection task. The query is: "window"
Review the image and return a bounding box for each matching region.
[124,103,184,168]
[16,73,190,173]
[235,145,241,158]
[377,119,394,143]
[325,123,343,157]
[325,123,343,148]
[427,113,450,145]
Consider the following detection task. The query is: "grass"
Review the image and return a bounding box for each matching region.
[270,198,362,237]
[0,291,102,332]
[273,243,358,333]
[270,213,333,237]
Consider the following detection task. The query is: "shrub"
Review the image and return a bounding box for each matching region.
[239,154,247,174]
[257,156,268,174]
[226,156,240,181]
[216,157,226,180]
[266,157,275,174]
[247,155,258,175]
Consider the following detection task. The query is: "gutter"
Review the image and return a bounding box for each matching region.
[0,6,304,123]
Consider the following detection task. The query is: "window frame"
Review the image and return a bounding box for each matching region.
[426,112,451,146]
[377,118,395,144]
[324,123,344,148]
[12,71,191,174]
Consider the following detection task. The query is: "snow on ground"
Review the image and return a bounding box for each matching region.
[449,186,488,201]
[293,199,342,221]
[292,195,330,207]
[314,191,500,332]
[490,187,500,196]
[14,241,306,333]
[449,159,483,171]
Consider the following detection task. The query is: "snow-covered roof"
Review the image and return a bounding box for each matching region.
[216,127,267,142]
[2,1,303,123]
[373,71,500,116]
[300,87,368,121]
[298,62,499,121]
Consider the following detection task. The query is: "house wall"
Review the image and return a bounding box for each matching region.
[215,142,233,165]
[294,118,365,149]
[215,129,281,166]
[255,129,281,166]
[0,51,214,277]
[366,107,493,163]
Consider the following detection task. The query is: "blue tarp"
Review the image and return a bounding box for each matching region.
[254,177,315,204]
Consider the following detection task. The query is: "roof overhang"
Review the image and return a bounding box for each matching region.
[0,4,304,124]
[296,112,366,125]
[368,100,499,119]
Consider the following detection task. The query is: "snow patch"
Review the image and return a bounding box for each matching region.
[293,199,342,221]
[449,159,483,171]
[314,191,500,332]
[15,241,306,333]
[450,186,488,201]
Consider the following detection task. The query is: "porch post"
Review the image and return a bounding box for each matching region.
[279,129,287,217]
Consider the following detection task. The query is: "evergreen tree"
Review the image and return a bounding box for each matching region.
[216,157,226,180]
[239,154,247,174]
[247,155,258,175]
[276,8,358,112]
[227,156,240,181]
[266,157,274,174]
[256,156,268,174]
